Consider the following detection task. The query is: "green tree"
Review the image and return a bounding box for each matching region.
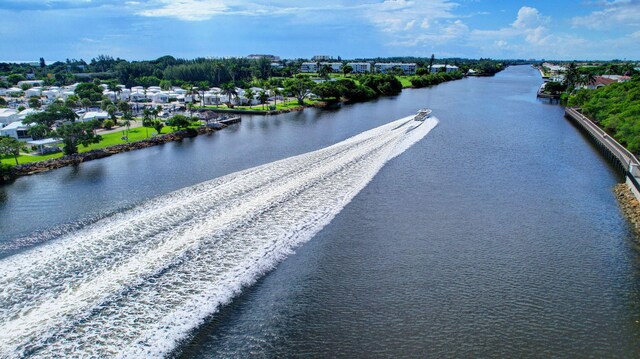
[152,119,164,134]
[342,65,353,76]
[283,75,315,105]
[7,74,25,85]
[28,97,42,109]
[258,90,269,109]
[0,98,7,107]
[25,103,77,128]
[243,88,254,108]
[197,81,209,107]
[166,114,192,130]
[221,82,237,107]
[75,82,104,102]
[0,136,25,165]
[428,54,435,73]
[54,121,102,155]
[318,64,332,80]
[81,98,92,111]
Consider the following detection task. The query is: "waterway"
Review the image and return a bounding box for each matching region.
[1,66,639,357]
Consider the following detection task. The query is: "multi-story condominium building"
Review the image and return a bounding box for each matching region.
[346,62,371,73]
[430,64,460,73]
[374,63,417,75]
[301,62,343,73]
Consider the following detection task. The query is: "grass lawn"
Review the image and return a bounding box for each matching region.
[0,126,193,166]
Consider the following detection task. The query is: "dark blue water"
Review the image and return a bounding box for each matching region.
[1,66,639,357]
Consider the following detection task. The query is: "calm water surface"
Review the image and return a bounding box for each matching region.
[1,66,639,357]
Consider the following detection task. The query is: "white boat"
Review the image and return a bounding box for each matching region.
[413,108,432,121]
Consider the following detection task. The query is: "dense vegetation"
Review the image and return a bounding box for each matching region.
[567,76,640,153]
[411,71,464,88]
[0,55,509,91]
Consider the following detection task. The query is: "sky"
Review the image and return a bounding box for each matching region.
[0,0,639,62]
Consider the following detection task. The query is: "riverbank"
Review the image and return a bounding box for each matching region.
[614,184,640,237]
[1,124,227,182]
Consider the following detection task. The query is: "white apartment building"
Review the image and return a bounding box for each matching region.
[374,63,417,75]
[430,64,459,73]
[301,62,343,73]
[346,62,371,73]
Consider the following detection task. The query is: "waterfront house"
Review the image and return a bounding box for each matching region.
[0,121,32,141]
[82,111,109,122]
[27,138,62,154]
[430,64,459,73]
[0,109,18,126]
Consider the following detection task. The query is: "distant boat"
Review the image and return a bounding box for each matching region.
[413,108,432,121]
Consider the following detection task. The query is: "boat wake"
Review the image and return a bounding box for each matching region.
[0,115,438,358]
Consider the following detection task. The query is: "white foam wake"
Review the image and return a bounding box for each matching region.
[0,115,438,358]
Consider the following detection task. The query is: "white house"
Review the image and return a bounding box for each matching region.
[131,91,147,102]
[6,87,23,96]
[82,111,109,122]
[374,63,417,75]
[42,89,60,101]
[430,64,459,73]
[0,109,18,126]
[24,87,42,98]
[61,90,75,100]
[103,90,117,102]
[119,88,131,101]
[18,108,40,122]
[346,62,371,73]
[0,88,6,96]
[301,62,318,73]
[0,121,32,141]
[152,92,169,103]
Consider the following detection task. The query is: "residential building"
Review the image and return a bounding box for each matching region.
[0,109,18,126]
[82,111,109,122]
[312,55,333,61]
[301,62,343,73]
[346,62,371,73]
[301,62,318,73]
[430,64,459,73]
[0,121,32,141]
[247,54,280,61]
[374,62,417,75]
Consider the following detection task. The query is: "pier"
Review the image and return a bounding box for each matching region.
[219,116,241,125]
[565,107,640,199]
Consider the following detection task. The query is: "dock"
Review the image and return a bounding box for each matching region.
[565,107,640,200]
[219,116,241,125]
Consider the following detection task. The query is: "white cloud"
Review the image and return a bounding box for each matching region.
[512,6,548,29]
[571,0,640,29]
[138,0,228,21]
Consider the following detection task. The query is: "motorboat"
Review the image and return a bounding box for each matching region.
[413,108,432,121]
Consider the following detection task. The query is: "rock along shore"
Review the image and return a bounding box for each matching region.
[6,124,227,180]
[614,183,640,236]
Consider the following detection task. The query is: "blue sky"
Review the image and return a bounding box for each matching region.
[1,0,639,61]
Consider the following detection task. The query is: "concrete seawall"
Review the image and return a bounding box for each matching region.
[564,107,640,201]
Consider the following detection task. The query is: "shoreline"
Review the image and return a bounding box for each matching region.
[2,125,228,182]
[614,184,640,238]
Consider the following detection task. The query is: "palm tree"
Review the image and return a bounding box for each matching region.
[563,62,579,91]
[579,72,596,89]
[197,81,209,107]
[221,82,237,107]
[258,90,269,110]
[271,86,281,108]
[243,88,254,108]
